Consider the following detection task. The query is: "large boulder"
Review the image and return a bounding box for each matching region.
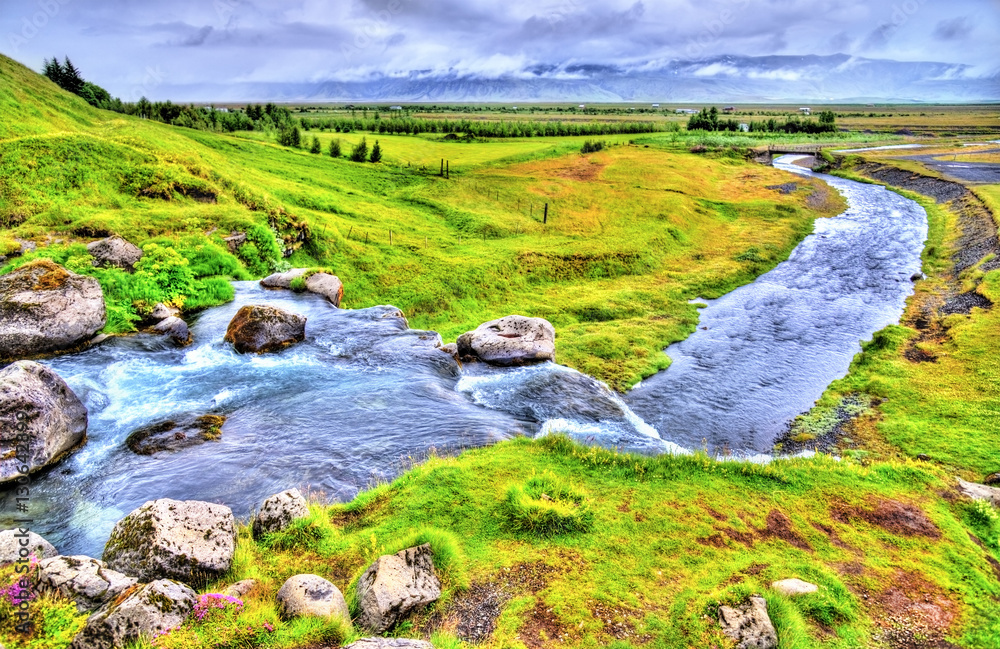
[252,488,310,539]
[103,499,237,587]
[0,361,87,485]
[456,315,555,366]
[153,316,191,346]
[0,528,58,563]
[69,579,197,649]
[224,305,306,353]
[276,574,350,621]
[37,555,138,612]
[86,236,143,272]
[958,479,1000,507]
[304,273,344,307]
[356,544,441,632]
[125,414,225,455]
[0,259,106,359]
[718,595,778,649]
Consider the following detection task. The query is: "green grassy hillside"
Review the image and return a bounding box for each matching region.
[0,53,844,388]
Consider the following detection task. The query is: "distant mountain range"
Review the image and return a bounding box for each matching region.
[158,54,1000,104]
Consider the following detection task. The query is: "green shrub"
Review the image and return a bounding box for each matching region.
[501,474,594,536]
[238,224,283,277]
[258,509,337,552]
[967,500,1000,551]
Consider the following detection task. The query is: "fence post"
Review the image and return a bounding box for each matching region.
[543,203,548,224]
[440,159,444,176]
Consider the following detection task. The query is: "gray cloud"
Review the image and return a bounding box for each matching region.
[0,0,997,97]
[933,17,972,40]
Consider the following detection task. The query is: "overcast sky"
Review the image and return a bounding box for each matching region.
[2,0,998,98]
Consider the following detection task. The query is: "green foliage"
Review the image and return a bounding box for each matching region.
[349,137,369,162]
[500,473,595,536]
[369,139,383,163]
[580,139,605,154]
[238,225,284,277]
[133,243,196,307]
[309,136,322,154]
[329,138,342,158]
[966,500,1000,551]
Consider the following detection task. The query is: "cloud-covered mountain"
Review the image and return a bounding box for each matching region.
[159,54,999,104]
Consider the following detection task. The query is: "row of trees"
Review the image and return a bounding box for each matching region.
[276,126,382,162]
[42,57,125,112]
[687,106,838,134]
[301,117,665,138]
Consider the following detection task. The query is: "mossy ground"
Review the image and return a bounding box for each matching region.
[8,436,995,649]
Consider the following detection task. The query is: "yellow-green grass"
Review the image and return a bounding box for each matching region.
[8,436,998,649]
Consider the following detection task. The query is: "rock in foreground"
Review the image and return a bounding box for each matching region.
[304,273,344,306]
[37,555,138,612]
[958,479,1000,507]
[86,235,143,271]
[771,578,818,596]
[343,639,434,649]
[357,543,441,632]
[224,304,306,353]
[457,315,555,366]
[103,499,237,587]
[276,574,349,621]
[153,316,191,346]
[252,488,310,539]
[718,595,778,649]
[0,361,88,485]
[69,579,196,649]
[0,528,58,563]
[0,260,106,359]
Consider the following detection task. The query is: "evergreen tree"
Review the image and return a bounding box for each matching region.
[42,57,63,86]
[290,126,301,148]
[309,136,321,154]
[61,57,85,95]
[349,137,369,162]
[329,138,342,158]
[369,139,382,163]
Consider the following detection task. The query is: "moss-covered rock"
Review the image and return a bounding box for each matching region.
[0,259,106,359]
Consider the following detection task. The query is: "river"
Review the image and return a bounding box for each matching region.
[1,155,928,557]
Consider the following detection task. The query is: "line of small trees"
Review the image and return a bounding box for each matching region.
[687,106,837,134]
[302,117,664,138]
[277,128,382,163]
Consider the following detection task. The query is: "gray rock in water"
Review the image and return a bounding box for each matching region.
[0,260,106,359]
[224,304,306,353]
[0,361,88,486]
[260,268,309,289]
[86,236,143,272]
[343,639,434,649]
[153,316,191,345]
[0,529,58,563]
[357,543,442,632]
[771,579,818,597]
[69,579,197,649]
[304,272,344,307]
[958,479,1000,507]
[276,574,349,621]
[103,498,237,587]
[719,595,778,649]
[457,315,555,366]
[125,414,225,455]
[37,555,138,612]
[149,303,180,321]
[252,488,310,539]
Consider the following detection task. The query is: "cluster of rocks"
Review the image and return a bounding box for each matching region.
[0,486,443,649]
[261,268,344,307]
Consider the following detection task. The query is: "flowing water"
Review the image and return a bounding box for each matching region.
[2,155,928,557]
[625,156,927,452]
